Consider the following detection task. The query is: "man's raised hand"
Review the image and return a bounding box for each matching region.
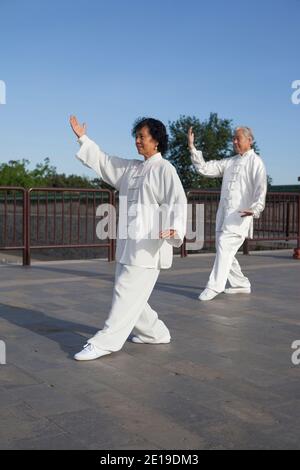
[188,126,195,149]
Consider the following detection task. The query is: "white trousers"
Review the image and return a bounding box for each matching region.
[88,262,170,352]
[206,231,251,293]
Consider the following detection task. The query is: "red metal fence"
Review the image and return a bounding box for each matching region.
[182,190,300,258]
[0,187,115,265]
[1,187,299,265]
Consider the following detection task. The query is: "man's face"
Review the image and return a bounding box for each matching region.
[135,126,158,157]
[233,130,252,155]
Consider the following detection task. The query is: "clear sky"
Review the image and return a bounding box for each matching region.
[0,0,299,184]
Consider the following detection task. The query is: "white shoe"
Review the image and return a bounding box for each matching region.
[131,335,171,344]
[74,343,111,361]
[198,288,219,301]
[224,287,251,295]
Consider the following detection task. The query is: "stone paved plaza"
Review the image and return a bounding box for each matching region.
[0,250,299,449]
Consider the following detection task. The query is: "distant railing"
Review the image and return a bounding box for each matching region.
[0,187,115,265]
[182,190,300,259]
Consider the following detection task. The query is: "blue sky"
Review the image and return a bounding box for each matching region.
[0,0,299,184]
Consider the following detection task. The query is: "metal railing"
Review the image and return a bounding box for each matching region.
[1,187,300,265]
[0,187,115,265]
[182,190,300,258]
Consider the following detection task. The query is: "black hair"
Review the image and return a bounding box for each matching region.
[131,117,169,155]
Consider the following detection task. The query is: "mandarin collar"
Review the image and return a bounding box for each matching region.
[143,152,162,164]
[239,149,254,158]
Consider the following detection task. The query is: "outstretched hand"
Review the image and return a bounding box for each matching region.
[188,126,195,149]
[70,115,87,138]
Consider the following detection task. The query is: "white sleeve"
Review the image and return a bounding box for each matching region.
[249,158,268,219]
[76,135,132,190]
[160,165,187,248]
[190,146,226,178]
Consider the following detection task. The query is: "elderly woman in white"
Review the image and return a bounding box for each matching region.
[188,126,267,301]
[70,116,187,360]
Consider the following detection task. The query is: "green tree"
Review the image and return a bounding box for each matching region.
[0,159,34,187]
[0,158,101,189]
[44,173,95,188]
[267,175,273,188]
[90,178,114,191]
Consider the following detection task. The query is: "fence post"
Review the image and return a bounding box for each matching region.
[293,195,300,259]
[180,238,187,258]
[286,201,290,239]
[243,239,250,255]
[23,189,31,266]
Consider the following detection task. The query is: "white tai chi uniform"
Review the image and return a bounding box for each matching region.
[76,135,187,352]
[190,146,267,293]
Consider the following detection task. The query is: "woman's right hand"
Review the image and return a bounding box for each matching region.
[188,126,195,149]
[70,115,87,138]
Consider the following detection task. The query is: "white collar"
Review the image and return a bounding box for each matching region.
[143,152,162,164]
[239,149,254,158]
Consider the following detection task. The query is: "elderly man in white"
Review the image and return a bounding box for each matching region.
[70,116,187,360]
[188,126,267,301]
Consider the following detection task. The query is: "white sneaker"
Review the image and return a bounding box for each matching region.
[131,335,171,344]
[198,288,219,301]
[74,343,111,361]
[224,287,251,295]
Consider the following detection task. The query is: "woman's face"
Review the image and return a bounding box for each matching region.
[135,126,159,158]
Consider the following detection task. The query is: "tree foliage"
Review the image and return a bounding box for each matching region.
[0,158,109,189]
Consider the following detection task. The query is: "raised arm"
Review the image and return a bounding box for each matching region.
[188,126,226,178]
[70,115,132,190]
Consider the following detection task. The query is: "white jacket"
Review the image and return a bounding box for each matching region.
[190,147,267,238]
[77,135,187,269]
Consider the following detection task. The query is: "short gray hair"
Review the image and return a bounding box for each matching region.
[235,126,254,145]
